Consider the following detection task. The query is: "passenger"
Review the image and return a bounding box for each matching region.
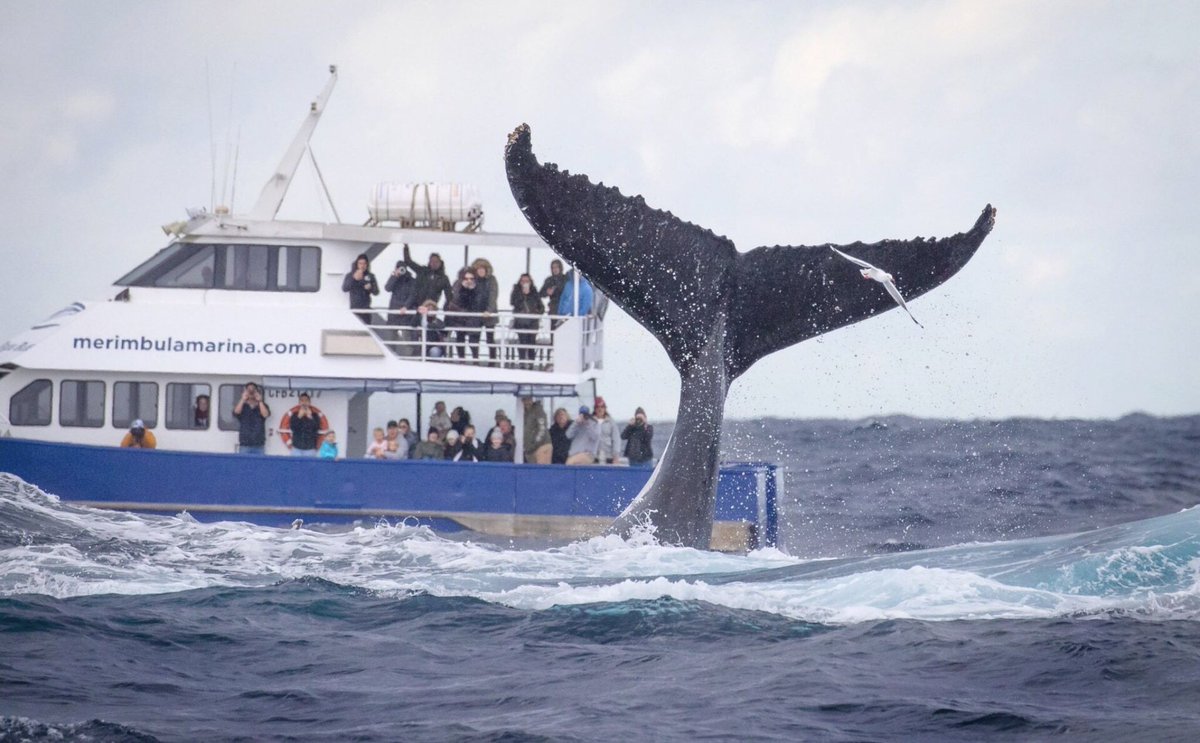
[592,397,621,465]
[454,424,482,462]
[621,407,655,466]
[233,382,270,454]
[484,430,514,462]
[521,396,552,464]
[539,259,567,308]
[384,260,418,355]
[341,253,379,325]
[497,418,516,449]
[557,270,594,317]
[365,427,388,459]
[385,420,410,460]
[549,407,571,464]
[286,392,322,457]
[448,268,487,361]
[412,428,446,460]
[416,299,447,358]
[403,244,453,308]
[384,438,403,460]
[510,273,544,367]
[193,394,210,429]
[566,405,600,465]
[120,419,157,449]
[398,419,419,451]
[318,431,338,459]
[443,428,462,460]
[471,258,501,363]
[429,400,452,438]
[449,406,471,436]
[485,409,510,447]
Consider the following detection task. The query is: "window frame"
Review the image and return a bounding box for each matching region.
[59,379,106,428]
[112,381,159,429]
[116,243,321,293]
[9,378,52,426]
[217,383,244,431]
[165,382,213,431]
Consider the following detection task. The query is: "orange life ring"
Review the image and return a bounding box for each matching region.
[278,404,330,446]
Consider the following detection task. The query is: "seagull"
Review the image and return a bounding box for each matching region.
[830,247,923,327]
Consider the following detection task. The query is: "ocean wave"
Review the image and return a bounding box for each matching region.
[2,474,1197,623]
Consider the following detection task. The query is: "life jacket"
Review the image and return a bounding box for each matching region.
[278,404,330,446]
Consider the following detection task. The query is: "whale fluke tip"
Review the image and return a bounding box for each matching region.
[507,123,532,150]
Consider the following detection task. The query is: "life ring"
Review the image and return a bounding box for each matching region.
[278,404,330,446]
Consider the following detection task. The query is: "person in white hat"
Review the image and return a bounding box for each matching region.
[120,419,157,449]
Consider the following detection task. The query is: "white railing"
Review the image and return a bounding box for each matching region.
[351,308,597,371]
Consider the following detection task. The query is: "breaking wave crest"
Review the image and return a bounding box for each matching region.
[2,473,1197,624]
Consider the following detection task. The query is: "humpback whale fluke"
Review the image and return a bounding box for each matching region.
[505,123,995,549]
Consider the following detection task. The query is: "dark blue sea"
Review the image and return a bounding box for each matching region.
[2,415,1199,741]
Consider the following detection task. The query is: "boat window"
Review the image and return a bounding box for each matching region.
[117,243,320,292]
[113,381,158,429]
[223,245,271,291]
[60,380,105,428]
[155,245,216,288]
[278,246,321,291]
[217,384,243,431]
[166,383,212,430]
[9,379,52,426]
[115,243,187,286]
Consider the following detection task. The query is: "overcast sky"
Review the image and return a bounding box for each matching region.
[1,1,1197,421]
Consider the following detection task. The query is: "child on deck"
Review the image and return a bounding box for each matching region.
[365,427,387,459]
[319,431,339,459]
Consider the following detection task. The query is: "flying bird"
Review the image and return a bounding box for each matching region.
[830,247,923,327]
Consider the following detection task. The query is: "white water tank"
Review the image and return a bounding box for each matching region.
[368,182,483,225]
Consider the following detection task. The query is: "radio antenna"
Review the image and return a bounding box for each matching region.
[206,60,217,212]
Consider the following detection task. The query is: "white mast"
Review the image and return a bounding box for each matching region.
[246,65,338,221]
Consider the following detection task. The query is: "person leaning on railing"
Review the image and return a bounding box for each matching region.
[621,407,655,467]
[120,419,157,449]
[549,407,571,464]
[510,273,545,368]
[415,300,447,358]
[471,258,501,365]
[448,269,487,361]
[384,260,418,356]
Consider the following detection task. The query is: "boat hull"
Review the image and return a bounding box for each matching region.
[0,438,778,551]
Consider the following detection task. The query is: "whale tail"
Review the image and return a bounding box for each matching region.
[505,124,995,381]
[505,124,994,549]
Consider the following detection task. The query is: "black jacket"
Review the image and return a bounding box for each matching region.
[510,285,545,330]
[289,411,321,451]
[621,422,654,463]
[540,273,567,305]
[449,283,487,328]
[404,247,452,307]
[550,421,571,464]
[483,442,514,462]
[385,269,417,325]
[341,258,379,310]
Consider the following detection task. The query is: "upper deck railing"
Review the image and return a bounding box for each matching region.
[350,308,603,375]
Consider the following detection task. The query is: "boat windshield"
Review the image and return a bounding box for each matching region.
[116,243,321,292]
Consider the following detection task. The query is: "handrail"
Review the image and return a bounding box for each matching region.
[349,307,594,370]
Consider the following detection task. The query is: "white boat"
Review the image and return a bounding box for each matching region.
[0,67,779,550]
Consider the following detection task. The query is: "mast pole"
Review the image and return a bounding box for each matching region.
[246,65,338,221]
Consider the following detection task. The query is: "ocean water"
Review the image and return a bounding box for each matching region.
[2,415,1199,742]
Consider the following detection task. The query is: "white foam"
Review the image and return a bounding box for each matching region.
[2,474,1198,623]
